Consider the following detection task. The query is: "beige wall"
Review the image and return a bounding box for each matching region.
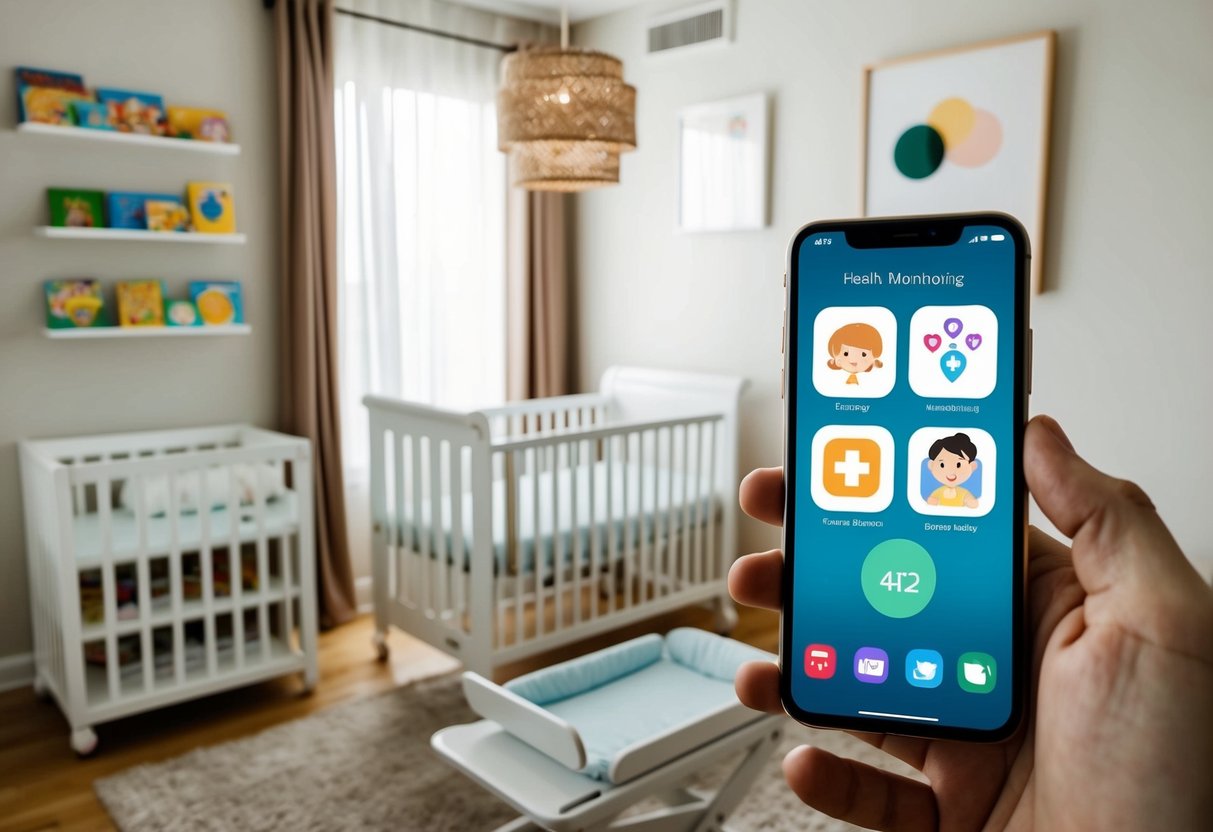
[0,0,279,662]
[574,0,1213,575]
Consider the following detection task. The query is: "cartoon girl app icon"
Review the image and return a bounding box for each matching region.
[811,307,897,399]
[825,322,884,386]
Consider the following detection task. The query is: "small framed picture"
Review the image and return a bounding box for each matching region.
[678,92,769,232]
[863,31,1056,292]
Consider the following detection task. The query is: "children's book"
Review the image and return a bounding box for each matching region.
[146,200,192,232]
[167,106,231,142]
[45,279,107,329]
[189,281,244,325]
[47,188,105,228]
[116,280,165,327]
[95,88,166,135]
[72,100,113,130]
[186,182,236,234]
[165,299,201,327]
[107,192,181,229]
[15,67,87,123]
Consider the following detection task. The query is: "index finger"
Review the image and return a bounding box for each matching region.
[740,467,784,527]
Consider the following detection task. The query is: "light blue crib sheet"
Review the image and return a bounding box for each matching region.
[504,628,770,782]
[396,461,717,574]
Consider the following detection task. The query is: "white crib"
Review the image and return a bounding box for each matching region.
[364,366,747,678]
[20,425,318,755]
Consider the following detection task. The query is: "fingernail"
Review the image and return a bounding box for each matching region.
[1040,415,1074,452]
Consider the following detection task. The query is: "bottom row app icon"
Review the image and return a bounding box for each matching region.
[803,645,996,693]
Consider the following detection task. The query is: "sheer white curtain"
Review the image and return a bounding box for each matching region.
[335,0,546,483]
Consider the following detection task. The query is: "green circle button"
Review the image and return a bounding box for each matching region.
[861,539,937,618]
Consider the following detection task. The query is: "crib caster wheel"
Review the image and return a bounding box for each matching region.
[71,727,98,757]
[372,631,389,662]
[713,598,739,635]
[32,674,50,700]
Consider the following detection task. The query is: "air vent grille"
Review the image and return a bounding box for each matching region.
[647,6,726,54]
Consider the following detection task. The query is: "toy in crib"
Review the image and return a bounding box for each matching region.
[117,462,287,516]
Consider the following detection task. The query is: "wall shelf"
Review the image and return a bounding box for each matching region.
[17,122,241,156]
[35,226,246,245]
[44,325,251,339]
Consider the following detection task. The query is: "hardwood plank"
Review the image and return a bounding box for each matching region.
[0,608,778,831]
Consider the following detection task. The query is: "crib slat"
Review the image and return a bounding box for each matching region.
[281,533,295,651]
[605,436,617,615]
[706,420,718,581]
[168,471,185,685]
[430,438,446,619]
[570,440,582,625]
[532,445,543,639]
[411,435,426,613]
[227,466,244,670]
[551,443,564,631]
[588,438,601,620]
[253,463,270,663]
[449,443,464,629]
[513,450,525,646]
[664,427,678,597]
[622,433,633,609]
[680,425,691,589]
[692,422,703,586]
[198,466,218,678]
[97,477,120,702]
[639,430,651,604]
[133,474,154,693]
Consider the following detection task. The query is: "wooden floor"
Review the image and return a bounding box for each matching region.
[0,605,778,832]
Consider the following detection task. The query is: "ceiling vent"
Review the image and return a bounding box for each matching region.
[646,1,733,56]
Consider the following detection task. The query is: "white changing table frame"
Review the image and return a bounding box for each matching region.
[433,714,783,832]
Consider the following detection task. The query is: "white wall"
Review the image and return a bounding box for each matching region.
[574,0,1213,575]
[0,0,279,662]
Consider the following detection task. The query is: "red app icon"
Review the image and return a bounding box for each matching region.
[805,644,837,679]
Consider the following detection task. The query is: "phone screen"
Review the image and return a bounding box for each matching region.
[783,217,1026,738]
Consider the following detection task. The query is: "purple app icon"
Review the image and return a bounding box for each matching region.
[853,647,889,684]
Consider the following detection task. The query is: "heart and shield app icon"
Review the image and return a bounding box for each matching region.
[909,306,998,398]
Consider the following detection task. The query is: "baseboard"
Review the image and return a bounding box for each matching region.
[355,575,373,615]
[0,652,34,693]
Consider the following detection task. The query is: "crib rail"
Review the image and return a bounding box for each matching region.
[478,393,610,442]
[491,413,726,659]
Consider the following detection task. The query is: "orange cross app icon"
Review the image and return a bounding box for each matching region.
[821,438,882,497]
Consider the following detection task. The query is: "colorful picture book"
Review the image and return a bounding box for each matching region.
[107,192,181,230]
[95,88,166,135]
[165,299,201,327]
[15,66,90,124]
[47,188,105,228]
[186,182,236,234]
[72,100,113,130]
[146,200,192,232]
[116,280,166,326]
[167,107,231,142]
[189,281,244,325]
[45,279,108,329]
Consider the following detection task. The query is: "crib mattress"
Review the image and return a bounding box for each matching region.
[71,492,300,564]
[397,461,717,574]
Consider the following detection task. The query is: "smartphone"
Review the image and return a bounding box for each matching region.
[779,213,1030,741]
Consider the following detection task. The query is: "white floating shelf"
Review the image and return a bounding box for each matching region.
[35,226,246,245]
[17,121,240,155]
[44,325,251,339]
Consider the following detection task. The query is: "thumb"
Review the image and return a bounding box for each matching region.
[1024,415,1209,621]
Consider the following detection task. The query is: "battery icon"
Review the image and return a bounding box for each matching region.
[979,235,989,241]
[990,234,1006,241]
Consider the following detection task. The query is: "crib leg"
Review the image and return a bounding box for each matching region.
[372,629,390,662]
[32,672,50,701]
[712,594,738,635]
[71,726,98,757]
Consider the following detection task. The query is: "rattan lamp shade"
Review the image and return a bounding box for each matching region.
[497,46,636,191]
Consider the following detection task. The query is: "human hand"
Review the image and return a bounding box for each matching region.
[729,415,1213,830]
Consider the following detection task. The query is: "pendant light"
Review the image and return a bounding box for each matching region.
[496,5,636,191]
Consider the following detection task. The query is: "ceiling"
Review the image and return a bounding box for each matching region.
[453,0,650,25]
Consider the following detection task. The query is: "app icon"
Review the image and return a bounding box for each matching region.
[810,425,894,512]
[811,306,898,399]
[905,648,943,688]
[906,427,996,517]
[861,539,937,619]
[853,647,889,684]
[909,305,998,398]
[958,652,997,693]
[804,644,836,679]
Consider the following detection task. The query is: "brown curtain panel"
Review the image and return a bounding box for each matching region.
[506,189,571,400]
[273,0,357,627]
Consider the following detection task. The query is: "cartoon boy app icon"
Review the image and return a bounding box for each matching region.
[925,432,980,508]
[812,307,897,399]
[825,322,884,386]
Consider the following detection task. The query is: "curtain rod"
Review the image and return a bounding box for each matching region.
[334,7,518,53]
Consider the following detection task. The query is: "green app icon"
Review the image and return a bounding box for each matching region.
[957,652,997,693]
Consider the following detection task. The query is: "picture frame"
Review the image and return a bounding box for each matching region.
[678,92,769,232]
[862,31,1056,293]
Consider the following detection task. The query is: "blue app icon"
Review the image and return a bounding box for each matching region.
[905,649,943,688]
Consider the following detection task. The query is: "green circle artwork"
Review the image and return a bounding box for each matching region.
[893,124,945,179]
[892,97,1004,180]
[861,538,937,618]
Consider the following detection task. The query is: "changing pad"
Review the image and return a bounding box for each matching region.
[464,628,771,783]
[401,461,717,574]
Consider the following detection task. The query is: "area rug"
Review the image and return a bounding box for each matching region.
[96,673,922,831]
